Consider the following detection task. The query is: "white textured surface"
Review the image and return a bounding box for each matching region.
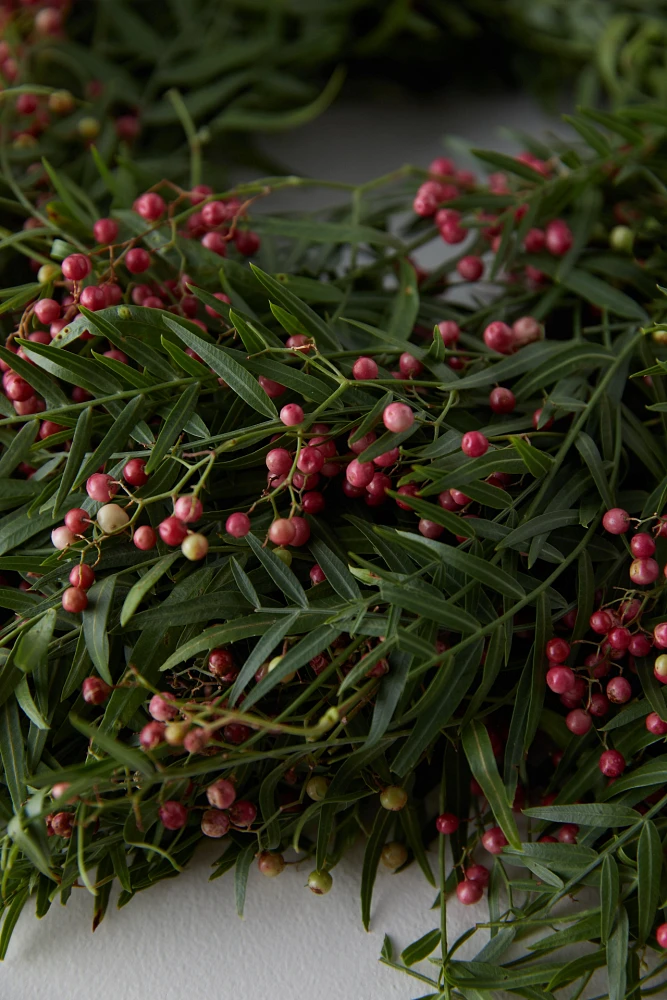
[6,90,563,999]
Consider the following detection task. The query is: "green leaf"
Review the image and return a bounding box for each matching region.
[245,533,308,609]
[523,803,641,826]
[383,490,476,538]
[144,382,198,474]
[120,553,179,627]
[18,340,123,397]
[497,511,580,550]
[462,719,521,848]
[510,436,553,477]
[14,676,49,729]
[384,529,525,599]
[310,539,361,602]
[0,420,38,478]
[164,316,277,418]
[0,885,29,960]
[81,575,117,685]
[229,612,300,707]
[0,697,26,811]
[53,407,92,516]
[69,714,152,776]
[471,148,549,183]
[637,820,662,945]
[575,432,614,509]
[600,854,619,945]
[229,557,260,610]
[73,396,145,487]
[378,580,480,632]
[235,843,256,918]
[388,259,419,341]
[607,906,628,1000]
[242,624,340,712]
[561,269,648,321]
[249,264,338,351]
[254,215,403,250]
[0,344,68,409]
[361,807,392,930]
[400,929,441,966]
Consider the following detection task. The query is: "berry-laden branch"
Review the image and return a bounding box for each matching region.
[2,32,667,996]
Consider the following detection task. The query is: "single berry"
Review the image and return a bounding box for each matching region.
[352,357,378,380]
[461,431,488,458]
[307,870,333,895]
[158,801,188,830]
[81,677,111,705]
[158,517,188,546]
[280,403,304,426]
[133,525,157,550]
[206,778,236,810]
[97,504,129,534]
[456,879,484,905]
[182,532,208,560]
[602,508,630,534]
[380,842,408,869]
[125,248,151,274]
[225,512,251,537]
[654,624,667,649]
[62,587,88,613]
[346,459,375,489]
[589,610,613,635]
[69,564,94,590]
[481,827,508,855]
[558,824,578,844]
[258,851,285,877]
[201,809,231,838]
[456,255,483,281]
[93,218,119,245]
[484,321,515,354]
[546,638,570,663]
[606,675,632,704]
[545,219,573,256]
[631,532,655,558]
[437,320,460,345]
[435,812,459,835]
[382,402,414,433]
[139,721,165,749]
[629,558,659,585]
[61,254,91,281]
[599,749,625,778]
[34,298,60,324]
[646,712,667,735]
[174,495,203,523]
[380,786,408,811]
[489,387,516,414]
[229,800,256,827]
[268,518,295,546]
[566,709,592,735]
[86,473,117,502]
[546,665,575,694]
[123,458,149,487]
[51,526,75,550]
[656,924,667,949]
[465,864,489,885]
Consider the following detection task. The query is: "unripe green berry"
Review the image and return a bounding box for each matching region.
[78,117,100,140]
[257,851,285,877]
[118,306,131,320]
[267,654,294,684]
[318,706,339,730]
[380,785,408,811]
[273,547,292,567]
[609,225,634,253]
[380,841,408,869]
[307,869,332,895]
[652,328,667,346]
[38,263,61,284]
[49,90,75,115]
[13,133,37,149]
[164,720,190,745]
[306,776,329,801]
[181,532,208,560]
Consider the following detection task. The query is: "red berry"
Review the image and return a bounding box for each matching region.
[297,446,324,475]
[93,218,118,244]
[532,408,553,430]
[546,665,575,694]
[628,634,652,657]
[346,459,374,489]
[310,563,326,585]
[289,517,310,547]
[489,387,515,414]
[646,712,667,735]
[599,749,625,777]
[382,402,414,433]
[228,800,256,827]
[483,321,515,354]
[590,610,613,634]
[481,827,507,855]
[123,458,149,487]
[125,248,151,274]
[258,376,285,398]
[396,484,419,510]
[606,675,632,704]
[566,709,592,735]
[206,778,236,810]
[465,864,489,885]
[602,508,630,534]
[461,431,488,458]
[629,558,659,585]
[588,692,610,717]
[234,230,260,256]
[69,564,94,589]
[352,357,378,380]
[201,232,227,256]
[437,320,460,345]
[268,518,295,546]
[139,721,165,749]
[62,254,91,281]
[513,316,543,346]
[64,508,91,534]
[158,517,188,546]
[62,587,88,613]
[133,525,157,550]
[435,812,459,835]
[545,219,573,256]
[631,532,655,558]
[557,823,578,844]
[524,228,546,252]
[654,624,667,649]
[456,255,483,281]
[133,192,166,222]
[81,676,111,705]
[86,473,117,502]
[302,491,325,515]
[456,879,483,905]
[418,519,444,539]
[546,638,570,663]
[5,376,34,401]
[158,801,188,830]
[607,627,631,650]
[657,923,667,948]
[149,692,177,722]
[225,512,251,537]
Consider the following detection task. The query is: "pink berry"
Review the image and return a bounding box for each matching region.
[133,192,166,222]
[123,458,149,487]
[62,587,88,613]
[489,387,515,414]
[628,634,652,657]
[234,230,260,256]
[34,298,60,324]
[158,517,188,546]
[382,402,414,433]
[483,321,515,354]
[5,376,34,401]
[346,459,375,488]
[588,693,610,717]
[606,675,632,704]
[465,864,489,886]
[524,228,546,253]
[258,376,285,398]
[481,827,507,855]
[352,356,378,380]
[656,923,667,948]
[81,677,111,705]
[93,218,118,244]
[174,495,203,523]
[457,255,483,281]
[228,800,256,827]
[435,812,459,835]
[599,749,625,778]
[546,638,570,662]
[512,316,543,346]
[69,564,94,590]
[158,801,188,830]
[602,508,630,534]
[630,558,659,585]
[566,709,592,735]
[349,431,375,455]
[280,403,304,426]
[398,353,423,378]
[206,778,236,810]
[310,563,326,585]
[268,518,295,546]
[461,431,488,458]
[646,712,667,735]
[456,879,483,905]
[418,518,444,539]
[607,627,631,651]
[134,525,157,550]
[590,610,613,634]
[297,446,324,475]
[125,248,151,274]
[289,516,310,547]
[545,219,573,256]
[655,624,667,649]
[631,533,655,558]
[266,448,293,476]
[139,722,165,750]
[64,508,91,535]
[437,320,460,345]
[62,254,91,281]
[226,512,251,538]
[396,484,419,510]
[79,284,107,312]
[546,665,575,694]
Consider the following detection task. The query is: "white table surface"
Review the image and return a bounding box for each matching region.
[6,89,564,999]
